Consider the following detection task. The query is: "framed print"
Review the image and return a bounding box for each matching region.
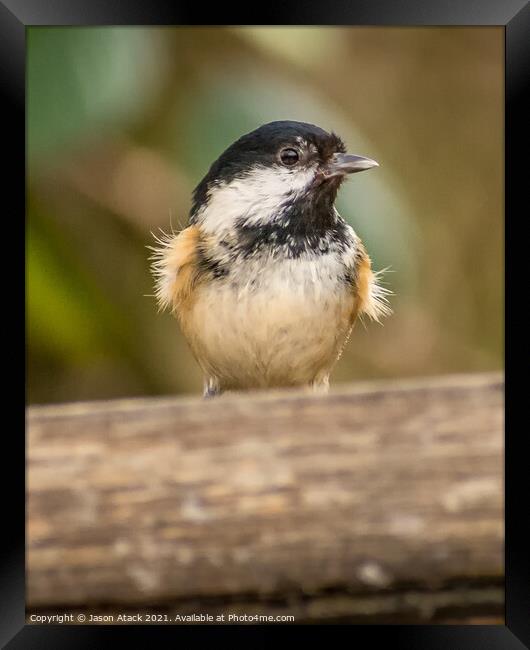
[4,0,528,647]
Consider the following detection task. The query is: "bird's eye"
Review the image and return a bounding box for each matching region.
[279,148,300,166]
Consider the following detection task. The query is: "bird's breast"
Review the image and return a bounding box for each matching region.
[180,252,357,389]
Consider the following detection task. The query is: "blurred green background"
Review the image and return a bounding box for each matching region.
[27,27,503,404]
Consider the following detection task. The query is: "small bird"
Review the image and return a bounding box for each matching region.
[151,121,391,397]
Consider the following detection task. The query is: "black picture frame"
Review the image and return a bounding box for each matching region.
[5,0,528,646]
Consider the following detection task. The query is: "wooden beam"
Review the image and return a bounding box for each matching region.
[27,373,503,622]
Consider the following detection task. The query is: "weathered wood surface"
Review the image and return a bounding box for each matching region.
[27,373,503,623]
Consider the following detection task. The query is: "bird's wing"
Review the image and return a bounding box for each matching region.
[349,241,392,324]
[149,225,203,315]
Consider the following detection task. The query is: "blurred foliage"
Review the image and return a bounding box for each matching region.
[27,27,503,404]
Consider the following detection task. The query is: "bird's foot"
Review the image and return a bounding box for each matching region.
[203,377,222,399]
[310,375,330,394]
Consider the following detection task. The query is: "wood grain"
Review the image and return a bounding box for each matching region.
[27,373,504,622]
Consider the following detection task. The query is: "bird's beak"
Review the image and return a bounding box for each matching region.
[324,152,379,178]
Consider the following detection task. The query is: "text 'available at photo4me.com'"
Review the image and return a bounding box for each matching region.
[27,612,296,624]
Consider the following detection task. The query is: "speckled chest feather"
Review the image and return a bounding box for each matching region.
[185,227,359,390]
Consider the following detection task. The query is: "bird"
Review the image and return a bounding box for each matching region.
[150,120,391,397]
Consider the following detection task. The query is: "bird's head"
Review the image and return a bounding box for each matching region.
[190,121,378,234]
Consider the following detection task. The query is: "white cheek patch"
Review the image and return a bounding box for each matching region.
[197,164,317,233]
